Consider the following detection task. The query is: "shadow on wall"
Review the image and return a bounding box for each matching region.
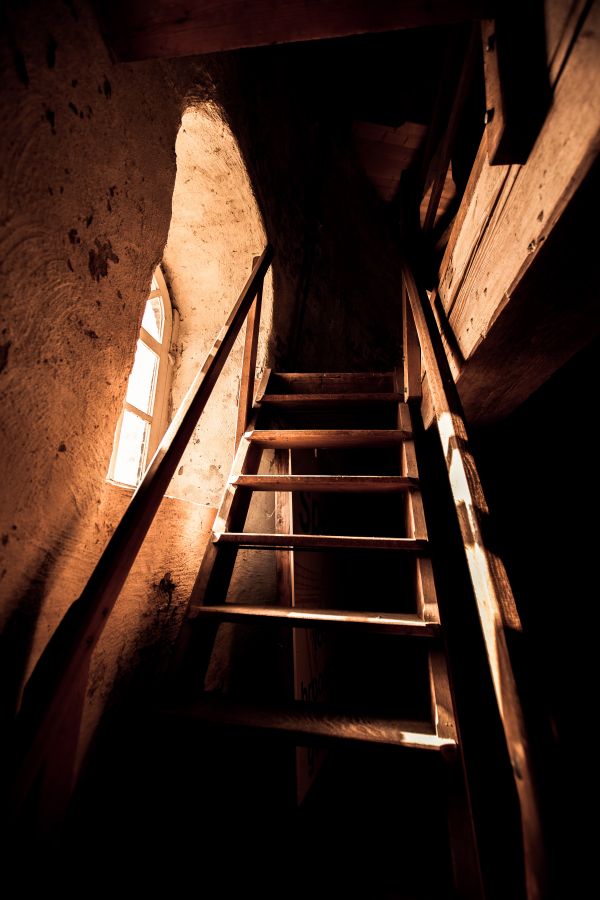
[0,515,79,731]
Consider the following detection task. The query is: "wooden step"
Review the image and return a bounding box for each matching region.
[259,392,402,407]
[156,695,456,752]
[231,474,418,492]
[214,532,429,552]
[270,372,395,394]
[190,604,440,636]
[247,428,409,449]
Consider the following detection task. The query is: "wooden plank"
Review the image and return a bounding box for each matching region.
[398,403,438,626]
[157,697,456,751]
[441,2,600,359]
[190,604,442,636]
[232,474,419,492]
[269,377,397,395]
[259,392,402,407]
[235,257,263,448]
[248,428,409,448]
[215,533,429,552]
[10,245,274,812]
[402,284,422,402]
[403,261,547,900]
[270,371,395,392]
[101,1,492,62]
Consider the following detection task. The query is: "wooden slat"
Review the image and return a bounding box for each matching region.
[403,261,546,900]
[398,403,440,627]
[271,371,395,392]
[232,474,419,492]
[248,428,409,448]
[235,256,263,448]
[440,1,600,360]
[259,392,402,407]
[191,604,442,636]
[101,0,492,62]
[215,532,429,552]
[157,697,456,751]
[403,283,422,402]
[10,245,274,811]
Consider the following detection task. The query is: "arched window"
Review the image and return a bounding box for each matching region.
[107,266,174,487]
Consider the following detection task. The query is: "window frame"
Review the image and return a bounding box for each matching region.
[107,265,174,488]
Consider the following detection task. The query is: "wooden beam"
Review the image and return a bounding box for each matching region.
[403,262,547,900]
[99,1,493,62]
[402,283,422,402]
[438,1,600,360]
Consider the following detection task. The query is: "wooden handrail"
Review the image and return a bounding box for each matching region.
[402,260,546,900]
[10,244,274,810]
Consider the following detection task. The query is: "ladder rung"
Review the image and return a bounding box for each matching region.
[271,372,395,393]
[214,532,429,552]
[246,429,409,448]
[191,604,440,636]
[157,696,456,752]
[231,474,419,492]
[259,392,402,407]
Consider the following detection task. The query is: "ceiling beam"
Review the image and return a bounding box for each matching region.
[98,1,492,62]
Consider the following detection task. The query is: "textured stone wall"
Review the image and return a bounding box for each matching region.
[0,0,186,732]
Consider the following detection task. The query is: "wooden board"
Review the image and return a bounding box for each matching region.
[232,474,418,492]
[403,262,547,900]
[438,2,600,360]
[259,392,402,407]
[248,429,409,448]
[101,1,492,61]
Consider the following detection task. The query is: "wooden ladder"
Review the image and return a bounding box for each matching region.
[167,367,480,895]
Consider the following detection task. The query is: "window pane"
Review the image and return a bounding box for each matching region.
[125,339,158,414]
[112,410,149,486]
[142,295,164,342]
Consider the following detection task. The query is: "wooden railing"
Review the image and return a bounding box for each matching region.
[8,245,273,826]
[401,261,546,900]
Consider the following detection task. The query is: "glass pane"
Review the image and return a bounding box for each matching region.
[125,339,158,414]
[142,295,164,342]
[112,410,149,486]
